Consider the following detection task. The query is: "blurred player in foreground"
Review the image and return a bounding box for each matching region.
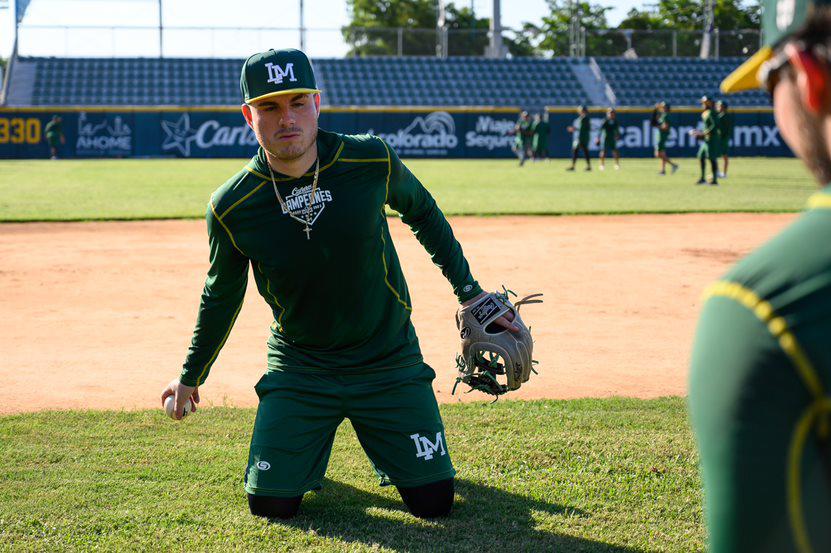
[654,102,679,175]
[596,108,621,171]
[566,105,591,171]
[690,1,831,551]
[716,100,733,178]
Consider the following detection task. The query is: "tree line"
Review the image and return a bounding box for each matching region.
[343,0,761,57]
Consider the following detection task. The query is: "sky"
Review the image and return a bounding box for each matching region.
[1,0,645,59]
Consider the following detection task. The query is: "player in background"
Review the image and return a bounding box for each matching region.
[566,105,591,171]
[690,1,831,551]
[44,115,65,160]
[691,96,720,185]
[596,108,621,171]
[513,111,533,166]
[654,102,679,175]
[716,100,733,178]
[531,112,550,161]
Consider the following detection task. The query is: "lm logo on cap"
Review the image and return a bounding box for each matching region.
[265,62,298,85]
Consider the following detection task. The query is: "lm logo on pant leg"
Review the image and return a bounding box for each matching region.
[410,432,446,461]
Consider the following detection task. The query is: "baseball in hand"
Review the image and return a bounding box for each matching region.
[164,396,193,419]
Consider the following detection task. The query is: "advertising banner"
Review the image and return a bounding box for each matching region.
[0,108,791,159]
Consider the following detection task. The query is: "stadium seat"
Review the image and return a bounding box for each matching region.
[16,55,770,108]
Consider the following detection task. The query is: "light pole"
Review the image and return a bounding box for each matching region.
[300,0,305,52]
[158,0,163,58]
[489,0,504,58]
[700,0,714,59]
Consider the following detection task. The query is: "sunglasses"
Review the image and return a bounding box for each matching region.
[759,41,831,97]
[758,46,792,97]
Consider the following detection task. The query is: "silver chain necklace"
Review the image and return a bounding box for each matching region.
[267,156,320,240]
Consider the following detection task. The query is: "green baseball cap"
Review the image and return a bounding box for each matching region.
[722,0,831,93]
[240,48,321,104]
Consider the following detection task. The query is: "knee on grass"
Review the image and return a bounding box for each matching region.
[248,493,302,520]
[397,478,455,519]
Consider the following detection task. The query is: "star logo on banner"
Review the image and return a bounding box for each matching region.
[161,113,197,157]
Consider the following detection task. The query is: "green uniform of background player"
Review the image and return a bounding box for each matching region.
[567,105,591,171]
[514,111,533,166]
[161,49,519,521]
[595,107,620,171]
[693,95,720,185]
[44,115,64,160]
[654,102,679,175]
[716,100,734,178]
[530,113,550,161]
[690,1,831,551]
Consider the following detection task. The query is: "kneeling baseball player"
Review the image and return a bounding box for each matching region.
[161,48,540,521]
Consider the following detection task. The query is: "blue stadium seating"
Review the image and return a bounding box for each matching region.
[18,55,769,108]
[595,57,769,107]
[314,57,589,107]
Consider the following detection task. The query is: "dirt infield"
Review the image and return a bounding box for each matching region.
[0,213,795,414]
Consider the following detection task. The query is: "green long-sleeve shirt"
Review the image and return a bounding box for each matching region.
[180,130,482,386]
[701,109,718,144]
[573,115,590,146]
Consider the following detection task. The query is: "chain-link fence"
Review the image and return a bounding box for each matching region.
[16,24,762,59]
[582,29,762,58]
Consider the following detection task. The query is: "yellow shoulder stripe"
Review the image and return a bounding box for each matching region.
[807,193,831,210]
[245,166,269,180]
[219,180,268,220]
[705,280,828,553]
[703,281,824,399]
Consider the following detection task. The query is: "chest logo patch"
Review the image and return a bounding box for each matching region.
[280,185,334,227]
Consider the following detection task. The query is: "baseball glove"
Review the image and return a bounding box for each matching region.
[452,287,543,398]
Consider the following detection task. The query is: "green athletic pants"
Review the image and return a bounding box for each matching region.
[245,363,455,497]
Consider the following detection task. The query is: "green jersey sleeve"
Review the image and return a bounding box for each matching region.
[382,140,482,303]
[180,201,250,387]
[703,112,717,142]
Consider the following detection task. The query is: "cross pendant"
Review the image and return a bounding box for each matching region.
[303,225,311,240]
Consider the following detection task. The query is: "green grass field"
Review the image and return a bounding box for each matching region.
[0,398,702,552]
[0,157,817,221]
[5,155,791,551]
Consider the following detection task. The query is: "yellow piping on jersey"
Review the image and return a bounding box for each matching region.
[703,281,824,400]
[376,138,412,312]
[705,280,828,553]
[195,298,245,386]
[807,193,831,210]
[339,158,387,163]
[788,398,831,553]
[209,200,245,256]
[380,138,392,205]
[245,141,345,180]
[256,261,287,331]
[379,226,412,312]
[220,180,268,219]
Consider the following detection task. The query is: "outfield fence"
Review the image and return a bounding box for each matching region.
[0,106,788,160]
